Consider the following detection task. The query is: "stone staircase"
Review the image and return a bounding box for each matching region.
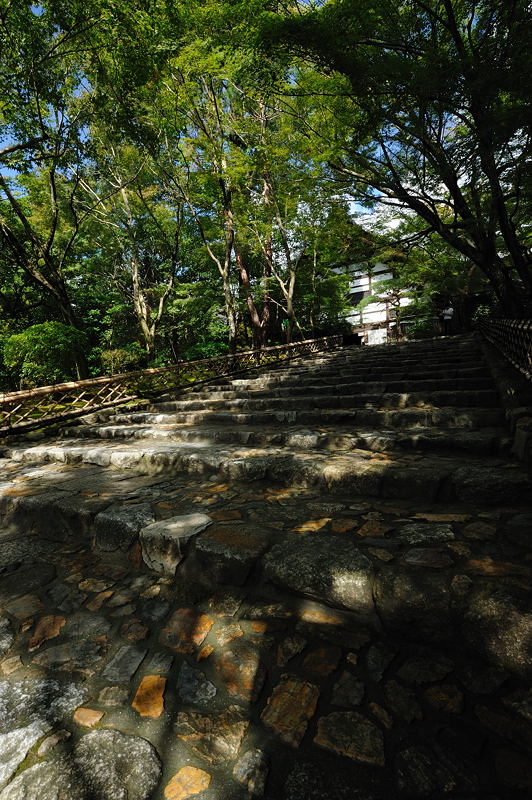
[0,333,531,800]
[2,334,524,505]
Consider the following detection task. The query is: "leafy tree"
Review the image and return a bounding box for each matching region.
[3,322,88,387]
[243,0,532,315]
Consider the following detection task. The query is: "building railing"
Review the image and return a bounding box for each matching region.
[477,318,532,382]
[0,335,343,435]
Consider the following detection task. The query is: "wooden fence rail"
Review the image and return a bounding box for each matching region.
[0,335,343,435]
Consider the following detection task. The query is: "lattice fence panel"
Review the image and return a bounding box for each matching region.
[478,318,532,381]
[1,335,343,434]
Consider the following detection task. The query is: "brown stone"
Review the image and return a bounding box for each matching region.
[78,578,113,593]
[73,707,104,727]
[164,766,211,800]
[159,609,214,653]
[5,594,44,619]
[129,540,143,569]
[29,615,66,651]
[0,655,22,675]
[120,618,149,642]
[210,509,242,521]
[465,557,530,576]
[299,608,344,626]
[261,676,319,746]
[302,646,342,676]
[293,518,331,532]
[314,711,385,766]
[369,702,393,729]
[424,684,464,714]
[197,645,214,661]
[356,520,392,537]
[85,590,114,611]
[214,641,265,702]
[330,519,358,533]
[207,483,231,493]
[132,675,166,718]
[175,705,249,764]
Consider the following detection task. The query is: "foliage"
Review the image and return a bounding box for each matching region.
[3,322,89,388]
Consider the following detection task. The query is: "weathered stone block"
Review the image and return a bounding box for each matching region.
[263,534,375,618]
[140,513,211,575]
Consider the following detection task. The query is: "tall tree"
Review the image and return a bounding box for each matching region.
[237,0,532,315]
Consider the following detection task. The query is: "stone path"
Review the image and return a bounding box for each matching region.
[0,335,531,798]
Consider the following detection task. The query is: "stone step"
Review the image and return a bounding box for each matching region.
[177,375,497,401]
[5,437,529,506]
[1,457,530,686]
[151,388,500,414]
[225,358,489,381]
[63,421,511,456]
[113,406,505,430]
[207,363,493,390]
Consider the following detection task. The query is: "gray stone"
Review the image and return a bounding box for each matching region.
[277,635,307,667]
[396,523,455,546]
[0,563,56,601]
[403,548,454,568]
[94,504,155,552]
[263,534,375,617]
[139,599,170,622]
[0,678,87,733]
[63,612,111,640]
[74,730,162,799]
[0,724,46,790]
[384,680,422,723]
[0,730,161,800]
[195,525,270,585]
[453,466,532,505]
[457,665,507,694]
[146,651,174,674]
[140,513,212,575]
[504,513,532,548]
[374,569,453,641]
[314,712,384,766]
[32,640,104,673]
[97,686,129,707]
[397,654,454,684]
[233,749,269,796]
[0,621,13,658]
[0,760,79,800]
[331,672,365,706]
[177,661,217,707]
[283,762,378,800]
[461,584,532,675]
[101,645,147,683]
[395,744,478,796]
[366,643,395,682]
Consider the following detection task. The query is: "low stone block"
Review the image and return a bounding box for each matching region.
[94,504,155,552]
[140,513,211,575]
[194,525,270,585]
[263,534,375,618]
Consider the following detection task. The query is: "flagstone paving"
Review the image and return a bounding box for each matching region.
[0,335,531,798]
[0,466,531,798]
